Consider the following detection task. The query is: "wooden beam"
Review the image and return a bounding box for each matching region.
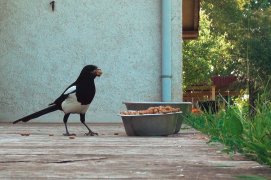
[211,85,216,100]
[182,0,200,40]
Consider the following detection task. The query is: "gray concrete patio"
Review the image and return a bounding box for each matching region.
[0,123,270,179]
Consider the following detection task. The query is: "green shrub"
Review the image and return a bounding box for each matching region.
[185,97,271,166]
[241,97,271,165]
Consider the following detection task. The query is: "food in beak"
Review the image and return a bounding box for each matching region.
[96,69,102,76]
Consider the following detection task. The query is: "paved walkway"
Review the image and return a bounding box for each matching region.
[0,123,270,179]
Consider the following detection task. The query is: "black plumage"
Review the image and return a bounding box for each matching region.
[13,65,102,136]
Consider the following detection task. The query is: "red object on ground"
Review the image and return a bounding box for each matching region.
[192,108,202,114]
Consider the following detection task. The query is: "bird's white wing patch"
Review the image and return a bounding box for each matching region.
[64,86,76,95]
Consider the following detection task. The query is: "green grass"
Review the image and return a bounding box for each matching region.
[185,98,271,166]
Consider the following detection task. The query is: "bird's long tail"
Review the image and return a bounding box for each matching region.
[13,104,59,124]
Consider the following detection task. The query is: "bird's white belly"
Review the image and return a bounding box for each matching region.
[61,94,90,114]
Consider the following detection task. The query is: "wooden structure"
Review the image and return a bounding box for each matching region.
[0,123,270,179]
[183,76,240,104]
[183,85,240,103]
[183,0,200,40]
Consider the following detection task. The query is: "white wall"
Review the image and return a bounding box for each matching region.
[0,0,182,123]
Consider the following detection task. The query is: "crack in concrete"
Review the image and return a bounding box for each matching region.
[0,157,107,164]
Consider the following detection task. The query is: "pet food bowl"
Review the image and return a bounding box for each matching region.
[123,102,192,133]
[119,112,182,136]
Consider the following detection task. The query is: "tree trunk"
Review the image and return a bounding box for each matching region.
[248,79,256,117]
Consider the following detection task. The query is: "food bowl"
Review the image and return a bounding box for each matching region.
[119,112,182,136]
[123,102,192,133]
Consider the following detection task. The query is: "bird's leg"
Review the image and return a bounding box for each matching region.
[63,113,75,136]
[80,113,98,136]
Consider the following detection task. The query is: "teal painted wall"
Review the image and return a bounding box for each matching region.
[0,0,182,123]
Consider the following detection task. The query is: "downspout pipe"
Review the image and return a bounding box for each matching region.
[161,0,172,102]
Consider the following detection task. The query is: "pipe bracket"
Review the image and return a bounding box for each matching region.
[161,75,172,78]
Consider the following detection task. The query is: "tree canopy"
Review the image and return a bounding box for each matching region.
[183,0,271,93]
[183,10,234,88]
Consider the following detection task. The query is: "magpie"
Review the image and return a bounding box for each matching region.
[13,65,102,136]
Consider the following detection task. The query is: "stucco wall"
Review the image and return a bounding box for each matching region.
[0,0,182,123]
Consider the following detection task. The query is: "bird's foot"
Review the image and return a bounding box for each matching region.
[85,131,98,136]
[63,133,76,136]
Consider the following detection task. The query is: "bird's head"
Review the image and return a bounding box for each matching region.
[78,65,102,81]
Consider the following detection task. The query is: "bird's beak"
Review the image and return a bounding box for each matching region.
[95,68,102,77]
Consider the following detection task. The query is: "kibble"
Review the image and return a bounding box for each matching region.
[121,106,181,115]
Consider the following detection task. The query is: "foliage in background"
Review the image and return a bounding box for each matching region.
[183,0,271,168]
[183,11,234,89]
[199,0,271,112]
[201,0,271,78]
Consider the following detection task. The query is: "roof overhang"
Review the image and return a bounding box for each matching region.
[182,0,200,40]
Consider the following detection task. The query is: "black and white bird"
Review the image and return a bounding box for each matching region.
[13,65,102,136]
